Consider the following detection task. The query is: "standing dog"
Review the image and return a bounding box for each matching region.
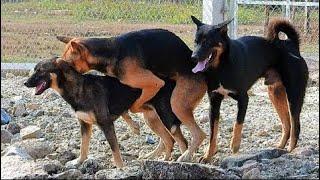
[190,16,308,163]
[24,57,187,167]
[57,29,208,162]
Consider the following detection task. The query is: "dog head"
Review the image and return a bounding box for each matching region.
[190,16,233,73]
[24,57,76,95]
[57,36,98,74]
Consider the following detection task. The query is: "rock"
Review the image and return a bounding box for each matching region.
[120,133,130,141]
[3,146,32,159]
[142,160,239,179]
[46,153,59,160]
[10,139,54,159]
[145,134,155,144]
[221,148,287,168]
[241,160,260,174]
[6,122,21,134]
[1,155,47,179]
[20,125,42,139]
[30,110,45,117]
[57,150,77,164]
[80,158,103,175]
[10,133,22,143]
[42,160,63,175]
[1,129,13,144]
[95,161,142,179]
[51,169,82,179]
[293,147,317,157]
[26,103,40,110]
[242,168,261,179]
[13,103,27,117]
[1,109,11,125]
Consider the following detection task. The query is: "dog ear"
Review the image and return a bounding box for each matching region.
[191,16,204,28]
[215,18,233,37]
[70,41,84,52]
[56,36,73,44]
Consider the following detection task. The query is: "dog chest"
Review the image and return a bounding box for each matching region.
[212,84,236,98]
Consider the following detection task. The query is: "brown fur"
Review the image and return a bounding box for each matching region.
[199,118,219,163]
[212,43,224,68]
[79,121,93,163]
[230,122,243,154]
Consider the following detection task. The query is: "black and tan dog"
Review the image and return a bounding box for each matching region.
[56,29,208,162]
[190,16,308,163]
[24,57,188,167]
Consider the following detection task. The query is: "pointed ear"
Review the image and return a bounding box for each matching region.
[215,18,233,36]
[191,16,204,27]
[56,36,73,44]
[70,41,84,52]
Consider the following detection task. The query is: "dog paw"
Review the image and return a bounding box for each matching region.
[177,150,192,162]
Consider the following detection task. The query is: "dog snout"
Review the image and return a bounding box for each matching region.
[24,81,30,87]
[191,52,199,62]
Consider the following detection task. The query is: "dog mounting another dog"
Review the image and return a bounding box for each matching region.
[24,57,188,168]
[190,16,308,163]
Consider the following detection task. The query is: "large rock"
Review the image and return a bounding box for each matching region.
[1,129,13,144]
[8,138,54,159]
[221,148,287,168]
[3,146,32,159]
[42,160,64,175]
[95,161,142,179]
[142,160,239,179]
[51,169,82,179]
[6,122,21,134]
[80,158,103,175]
[20,125,42,139]
[13,104,27,117]
[57,150,77,164]
[1,109,11,125]
[1,155,47,179]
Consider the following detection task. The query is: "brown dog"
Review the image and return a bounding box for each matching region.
[57,29,208,162]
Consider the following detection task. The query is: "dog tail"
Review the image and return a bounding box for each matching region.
[267,18,300,50]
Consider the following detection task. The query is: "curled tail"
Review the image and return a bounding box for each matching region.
[267,18,300,50]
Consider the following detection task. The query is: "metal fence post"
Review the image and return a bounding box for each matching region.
[229,0,238,39]
[285,0,291,20]
[202,0,225,25]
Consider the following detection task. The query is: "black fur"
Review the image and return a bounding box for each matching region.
[191,16,308,150]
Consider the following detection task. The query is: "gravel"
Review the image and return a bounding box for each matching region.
[0,63,318,178]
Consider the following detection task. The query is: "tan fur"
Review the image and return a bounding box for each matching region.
[121,112,140,135]
[79,122,92,162]
[199,118,219,163]
[171,126,188,154]
[171,75,207,162]
[230,122,243,154]
[119,58,165,113]
[49,73,63,95]
[75,111,96,125]
[212,43,224,68]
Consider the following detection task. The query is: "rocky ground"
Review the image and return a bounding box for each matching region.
[1,58,319,179]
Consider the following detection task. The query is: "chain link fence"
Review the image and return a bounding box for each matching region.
[231,0,319,55]
[1,0,319,67]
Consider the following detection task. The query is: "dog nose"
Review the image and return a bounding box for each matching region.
[191,53,199,62]
[23,81,28,87]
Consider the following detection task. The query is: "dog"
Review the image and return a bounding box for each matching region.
[190,16,308,163]
[56,29,208,162]
[24,57,188,167]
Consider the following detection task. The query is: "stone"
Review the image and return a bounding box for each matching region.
[1,109,11,125]
[80,158,103,175]
[145,134,155,144]
[1,155,47,179]
[30,110,45,117]
[221,148,287,168]
[142,160,239,179]
[10,133,22,143]
[95,161,142,179]
[293,147,317,157]
[1,129,13,144]
[20,125,42,139]
[3,146,32,159]
[10,139,54,159]
[51,169,82,179]
[57,150,77,164]
[242,168,261,179]
[13,103,27,117]
[6,122,21,134]
[26,103,40,110]
[42,160,63,175]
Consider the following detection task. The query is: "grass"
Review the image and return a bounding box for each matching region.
[1,0,319,63]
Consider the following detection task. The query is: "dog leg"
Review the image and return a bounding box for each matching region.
[79,120,93,163]
[230,94,248,154]
[121,111,140,135]
[268,82,291,149]
[171,125,188,154]
[142,108,174,161]
[99,122,124,168]
[199,92,223,163]
[140,140,165,160]
[119,59,165,113]
[171,75,207,162]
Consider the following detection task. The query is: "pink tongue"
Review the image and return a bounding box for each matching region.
[35,82,45,94]
[192,59,209,73]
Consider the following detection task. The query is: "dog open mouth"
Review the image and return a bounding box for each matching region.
[192,51,216,73]
[35,81,47,95]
